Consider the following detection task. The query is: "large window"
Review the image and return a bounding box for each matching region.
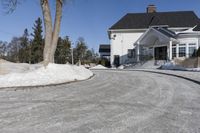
[189,47,196,57]
[172,47,176,59]
[188,43,196,57]
[179,46,186,57]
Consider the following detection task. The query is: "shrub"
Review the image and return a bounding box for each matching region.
[196,47,200,57]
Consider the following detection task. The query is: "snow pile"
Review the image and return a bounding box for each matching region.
[0,59,42,75]
[90,64,107,69]
[160,61,200,71]
[118,65,124,69]
[0,63,93,88]
[160,62,186,70]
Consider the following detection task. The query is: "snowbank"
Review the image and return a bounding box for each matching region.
[0,63,93,88]
[118,65,124,69]
[90,64,107,69]
[160,62,200,71]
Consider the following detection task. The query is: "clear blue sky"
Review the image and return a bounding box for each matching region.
[0,0,200,51]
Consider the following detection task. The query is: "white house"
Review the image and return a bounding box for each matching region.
[108,5,200,66]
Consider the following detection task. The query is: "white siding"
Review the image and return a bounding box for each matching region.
[110,32,143,65]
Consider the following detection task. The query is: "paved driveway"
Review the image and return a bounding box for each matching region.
[0,70,200,133]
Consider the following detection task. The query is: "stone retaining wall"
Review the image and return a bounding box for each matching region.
[174,57,200,68]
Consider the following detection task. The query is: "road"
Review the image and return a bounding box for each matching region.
[0,70,200,133]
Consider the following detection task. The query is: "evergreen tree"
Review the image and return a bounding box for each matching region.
[196,47,200,57]
[31,17,44,63]
[54,36,71,64]
[18,28,29,63]
[85,49,93,61]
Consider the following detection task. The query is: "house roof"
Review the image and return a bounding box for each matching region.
[153,27,176,38]
[110,11,200,30]
[136,27,178,46]
[99,44,110,53]
[193,23,200,31]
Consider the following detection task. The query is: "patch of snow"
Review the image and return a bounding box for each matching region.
[160,62,186,70]
[0,63,93,88]
[90,65,107,69]
[186,67,200,72]
[83,64,90,68]
[118,65,124,69]
[0,59,43,75]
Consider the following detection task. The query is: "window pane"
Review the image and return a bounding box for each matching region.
[189,43,196,46]
[179,47,186,57]
[189,47,196,57]
[179,44,186,46]
[172,47,176,59]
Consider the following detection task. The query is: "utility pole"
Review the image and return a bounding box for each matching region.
[71,42,74,65]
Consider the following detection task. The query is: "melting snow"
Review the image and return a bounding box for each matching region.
[0,60,93,87]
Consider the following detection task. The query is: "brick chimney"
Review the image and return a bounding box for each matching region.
[147,5,156,13]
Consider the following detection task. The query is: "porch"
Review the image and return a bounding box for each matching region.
[135,26,178,62]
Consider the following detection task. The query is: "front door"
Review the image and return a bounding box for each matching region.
[114,55,120,67]
[154,46,167,60]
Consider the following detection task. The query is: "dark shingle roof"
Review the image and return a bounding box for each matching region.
[99,44,110,53]
[110,11,200,30]
[193,23,200,31]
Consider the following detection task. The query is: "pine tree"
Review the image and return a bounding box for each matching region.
[55,36,71,64]
[19,28,29,63]
[196,47,200,57]
[31,17,44,63]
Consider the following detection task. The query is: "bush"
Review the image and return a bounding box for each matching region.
[196,47,200,57]
[99,58,110,67]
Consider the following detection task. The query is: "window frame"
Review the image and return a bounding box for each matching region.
[178,44,186,57]
[127,49,133,58]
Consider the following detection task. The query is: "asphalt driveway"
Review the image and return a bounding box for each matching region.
[0,70,200,133]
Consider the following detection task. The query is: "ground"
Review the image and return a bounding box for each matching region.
[0,70,200,133]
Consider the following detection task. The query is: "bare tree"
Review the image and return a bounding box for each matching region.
[2,0,66,65]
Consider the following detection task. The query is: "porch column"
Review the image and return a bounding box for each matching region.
[137,42,140,62]
[169,40,172,60]
[186,43,189,58]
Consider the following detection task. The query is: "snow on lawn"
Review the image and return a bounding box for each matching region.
[0,62,93,88]
[90,64,107,69]
[160,62,200,71]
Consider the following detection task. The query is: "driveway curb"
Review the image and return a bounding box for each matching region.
[92,69,200,85]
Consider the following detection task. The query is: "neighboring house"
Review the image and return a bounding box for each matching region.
[108,5,200,66]
[99,44,110,59]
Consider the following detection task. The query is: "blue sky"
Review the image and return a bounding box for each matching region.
[0,0,200,51]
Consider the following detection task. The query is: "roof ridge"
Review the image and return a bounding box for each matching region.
[126,11,194,15]
[109,11,199,30]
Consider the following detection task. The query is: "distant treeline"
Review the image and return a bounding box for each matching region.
[0,17,99,64]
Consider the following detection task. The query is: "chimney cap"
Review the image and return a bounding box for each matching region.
[148,4,156,7]
[147,4,157,13]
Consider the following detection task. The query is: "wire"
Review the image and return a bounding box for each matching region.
[0,29,19,36]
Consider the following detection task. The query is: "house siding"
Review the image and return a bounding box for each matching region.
[110,32,143,65]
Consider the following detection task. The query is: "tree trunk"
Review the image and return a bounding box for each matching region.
[40,0,63,65]
[40,0,53,66]
[50,0,63,62]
